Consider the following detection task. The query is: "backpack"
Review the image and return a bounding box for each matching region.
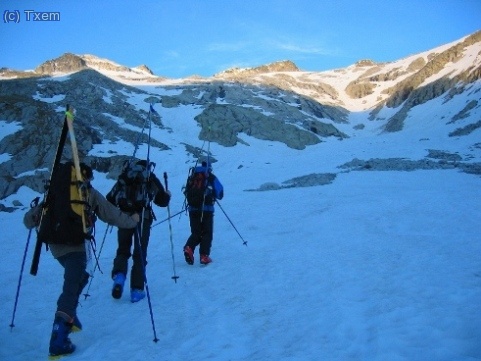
[37,162,94,245]
[107,160,153,212]
[184,168,215,208]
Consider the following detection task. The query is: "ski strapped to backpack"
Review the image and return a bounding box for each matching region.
[65,108,97,275]
[37,161,95,246]
[30,110,69,275]
[30,105,96,276]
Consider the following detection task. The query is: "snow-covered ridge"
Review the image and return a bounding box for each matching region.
[80,54,156,79]
[2,30,480,112]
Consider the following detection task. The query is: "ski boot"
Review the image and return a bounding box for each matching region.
[183,246,194,265]
[130,289,146,303]
[48,316,75,359]
[112,273,125,299]
[200,254,212,265]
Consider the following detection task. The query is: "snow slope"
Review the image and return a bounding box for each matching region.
[1,31,481,359]
[1,91,480,360]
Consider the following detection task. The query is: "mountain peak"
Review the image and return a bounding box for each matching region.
[134,64,154,75]
[35,53,86,74]
[33,53,156,77]
[261,60,300,72]
[354,59,377,67]
[215,60,299,78]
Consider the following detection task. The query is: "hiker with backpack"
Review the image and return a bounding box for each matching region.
[183,161,224,265]
[106,159,171,302]
[23,162,140,358]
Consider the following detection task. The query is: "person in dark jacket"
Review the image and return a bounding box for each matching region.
[108,160,171,303]
[24,163,140,358]
[183,161,224,265]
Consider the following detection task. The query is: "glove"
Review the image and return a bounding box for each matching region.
[23,203,42,229]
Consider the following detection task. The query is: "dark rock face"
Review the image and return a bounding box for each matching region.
[0,68,346,199]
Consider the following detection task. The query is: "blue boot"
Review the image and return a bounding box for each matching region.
[49,316,76,358]
[112,273,125,299]
[130,289,146,303]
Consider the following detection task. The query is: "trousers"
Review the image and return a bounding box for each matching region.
[185,211,214,255]
[56,251,89,320]
[112,222,151,290]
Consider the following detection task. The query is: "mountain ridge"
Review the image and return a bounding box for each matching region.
[0,30,480,203]
[1,29,480,114]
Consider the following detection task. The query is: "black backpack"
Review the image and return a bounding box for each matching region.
[184,168,215,208]
[107,160,153,212]
[37,162,94,245]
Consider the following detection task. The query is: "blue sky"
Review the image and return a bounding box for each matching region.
[1,0,480,78]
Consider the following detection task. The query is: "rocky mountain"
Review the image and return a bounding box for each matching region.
[0,30,480,203]
[215,60,300,77]
[1,53,157,81]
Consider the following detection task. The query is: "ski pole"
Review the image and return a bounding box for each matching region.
[135,220,159,342]
[130,103,158,342]
[216,200,248,246]
[200,141,211,223]
[163,172,179,283]
[10,197,39,330]
[83,224,112,300]
[132,107,149,160]
[151,209,185,229]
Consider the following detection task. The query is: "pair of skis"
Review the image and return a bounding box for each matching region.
[30,105,93,276]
